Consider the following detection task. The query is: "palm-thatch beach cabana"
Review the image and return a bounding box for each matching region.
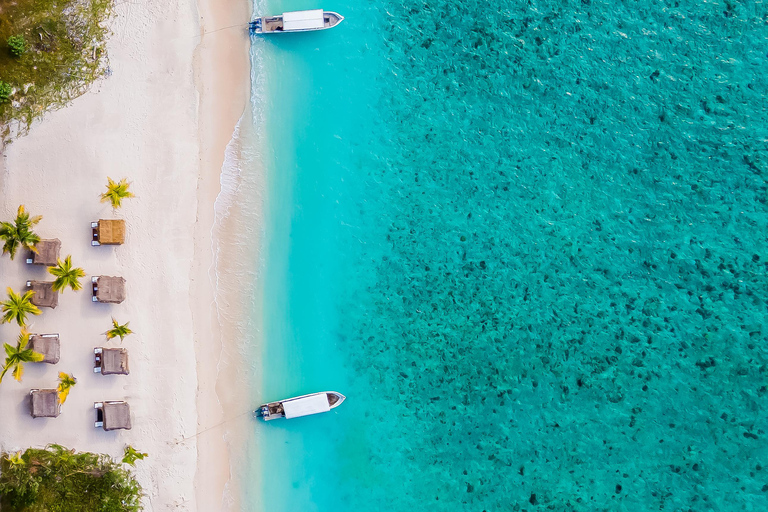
[91,276,126,304]
[30,389,60,418]
[94,401,131,430]
[94,347,129,375]
[26,280,58,309]
[29,334,60,364]
[91,219,126,246]
[26,239,61,266]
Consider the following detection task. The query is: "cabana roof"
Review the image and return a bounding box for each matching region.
[102,348,129,375]
[97,219,126,245]
[26,281,58,309]
[29,239,61,266]
[30,389,60,418]
[93,276,126,304]
[102,401,131,431]
[30,334,60,364]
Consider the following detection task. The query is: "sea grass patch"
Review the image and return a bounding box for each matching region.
[0,0,113,141]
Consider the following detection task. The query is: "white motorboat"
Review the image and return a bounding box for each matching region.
[250,9,344,34]
[257,391,346,421]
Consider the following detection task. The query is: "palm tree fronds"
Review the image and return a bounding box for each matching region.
[0,330,43,384]
[57,372,77,404]
[106,318,133,342]
[48,255,85,293]
[0,288,42,327]
[122,445,148,466]
[100,177,135,209]
[12,362,24,381]
[0,206,42,260]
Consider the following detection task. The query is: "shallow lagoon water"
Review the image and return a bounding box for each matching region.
[252,1,768,510]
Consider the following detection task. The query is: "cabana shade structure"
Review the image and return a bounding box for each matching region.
[26,280,58,309]
[92,219,126,246]
[94,401,132,430]
[30,334,60,364]
[26,239,61,266]
[94,347,129,375]
[92,276,126,304]
[30,389,60,418]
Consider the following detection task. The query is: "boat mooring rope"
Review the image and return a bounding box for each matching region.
[175,409,256,444]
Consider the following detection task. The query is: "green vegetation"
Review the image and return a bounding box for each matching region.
[49,255,85,292]
[100,177,135,208]
[0,0,113,140]
[1,330,43,383]
[106,318,133,342]
[0,445,143,511]
[0,288,41,327]
[7,35,27,57]
[56,371,76,404]
[0,205,41,260]
[122,446,147,466]
[0,81,11,102]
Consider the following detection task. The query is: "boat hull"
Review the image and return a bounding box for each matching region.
[250,11,344,34]
[257,391,346,421]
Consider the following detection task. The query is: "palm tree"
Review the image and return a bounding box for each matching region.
[48,255,85,293]
[0,205,41,260]
[1,330,43,383]
[0,288,41,327]
[100,177,134,209]
[122,445,148,466]
[106,318,133,342]
[57,372,77,404]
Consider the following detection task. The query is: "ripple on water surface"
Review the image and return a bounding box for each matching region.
[261,0,768,510]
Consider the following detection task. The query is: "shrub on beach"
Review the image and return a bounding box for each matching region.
[7,35,27,57]
[0,445,143,511]
[0,81,11,103]
[0,0,114,141]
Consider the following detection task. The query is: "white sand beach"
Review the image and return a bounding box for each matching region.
[0,0,252,509]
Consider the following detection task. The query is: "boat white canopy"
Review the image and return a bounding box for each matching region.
[282,9,325,31]
[283,393,331,419]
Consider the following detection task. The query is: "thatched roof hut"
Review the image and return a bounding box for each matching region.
[97,401,132,431]
[27,239,61,266]
[96,347,129,375]
[26,280,58,309]
[92,219,126,246]
[30,389,60,418]
[30,334,60,364]
[92,276,126,304]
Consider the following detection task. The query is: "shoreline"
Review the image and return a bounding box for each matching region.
[191,0,253,507]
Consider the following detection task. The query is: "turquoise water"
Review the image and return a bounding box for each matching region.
[252,0,768,510]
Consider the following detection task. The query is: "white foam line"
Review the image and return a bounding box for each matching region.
[208,13,268,509]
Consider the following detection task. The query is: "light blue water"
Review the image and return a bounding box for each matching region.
[252,1,768,510]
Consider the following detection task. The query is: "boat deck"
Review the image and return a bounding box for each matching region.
[262,17,283,32]
[252,11,344,33]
